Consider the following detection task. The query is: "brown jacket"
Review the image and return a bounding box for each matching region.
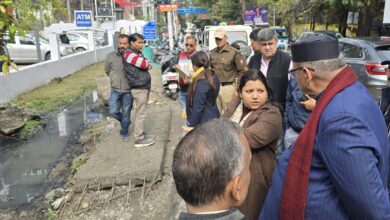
[209,44,245,83]
[222,97,282,220]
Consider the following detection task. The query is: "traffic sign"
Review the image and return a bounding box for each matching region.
[158,4,178,12]
[74,10,93,27]
[177,8,209,14]
[143,21,157,41]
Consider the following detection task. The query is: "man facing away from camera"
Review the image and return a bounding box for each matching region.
[172,119,252,220]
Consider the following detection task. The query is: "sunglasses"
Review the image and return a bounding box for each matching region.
[185,44,194,47]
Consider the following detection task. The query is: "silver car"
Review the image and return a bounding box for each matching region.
[69,29,107,47]
[5,34,74,63]
[339,38,390,88]
[65,32,90,52]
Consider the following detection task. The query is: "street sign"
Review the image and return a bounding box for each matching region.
[157,0,177,3]
[158,4,178,12]
[143,21,157,41]
[177,8,209,14]
[74,10,93,27]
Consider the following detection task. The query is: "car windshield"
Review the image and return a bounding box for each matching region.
[376,45,390,61]
[274,29,288,38]
[227,31,248,44]
[40,38,49,44]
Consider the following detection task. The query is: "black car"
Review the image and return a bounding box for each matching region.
[338,38,390,87]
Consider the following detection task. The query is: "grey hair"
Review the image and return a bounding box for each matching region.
[172,119,244,206]
[255,28,278,42]
[295,54,346,80]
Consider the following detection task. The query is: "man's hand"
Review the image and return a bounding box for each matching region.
[182,125,193,132]
[300,94,316,111]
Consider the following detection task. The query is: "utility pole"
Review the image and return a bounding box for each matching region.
[66,0,71,22]
[81,0,84,10]
[273,3,276,26]
[240,0,245,24]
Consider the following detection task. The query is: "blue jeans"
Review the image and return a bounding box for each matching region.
[179,90,187,112]
[109,91,133,137]
[284,127,299,149]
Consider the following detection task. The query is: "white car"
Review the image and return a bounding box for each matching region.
[4,34,74,64]
[65,32,90,52]
[200,25,253,60]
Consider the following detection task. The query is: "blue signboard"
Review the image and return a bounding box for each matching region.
[177,8,209,14]
[74,10,93,27]
[143,21,157,41]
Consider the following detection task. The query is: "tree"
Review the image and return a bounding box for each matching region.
[0,0,65,75]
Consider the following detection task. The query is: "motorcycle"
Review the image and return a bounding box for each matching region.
[152,42,170,64]
[161,53,180,100]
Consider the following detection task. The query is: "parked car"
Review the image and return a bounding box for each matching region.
[338,38,390,87]
[64,32,89,52]
[272,27,289,51]
[68,29,107,47]
[297,30,343,42]
[4,34,74,64]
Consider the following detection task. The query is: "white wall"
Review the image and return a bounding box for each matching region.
[0,45,114,104]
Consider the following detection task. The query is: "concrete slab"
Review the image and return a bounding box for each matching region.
[74,103,171,191]
[74,68,174,191]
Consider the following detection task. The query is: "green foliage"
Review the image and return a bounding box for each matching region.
[209,0,243,24]
[0,0,65,74]
[47,208,57,220]
[20,119,41,138]
[11,63,105,114]
[71,155,88,175]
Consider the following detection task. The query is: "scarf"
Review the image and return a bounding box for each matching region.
[192,66,205,80]
[229,101,253,127]
[280,66,358,220]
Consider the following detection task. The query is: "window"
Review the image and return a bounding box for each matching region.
[67,34,79,41]
[227,31,248,44]
[20,36,35,45]
[340,43,363,58]
[376,45,390,61]
[3,35,15,44]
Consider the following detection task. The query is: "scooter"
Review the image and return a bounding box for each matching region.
[161,67,179,100]
[161,53,180,100]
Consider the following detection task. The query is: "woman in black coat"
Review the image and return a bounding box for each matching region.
[182,51,220,131]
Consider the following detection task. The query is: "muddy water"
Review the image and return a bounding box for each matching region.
[0,93,102,209]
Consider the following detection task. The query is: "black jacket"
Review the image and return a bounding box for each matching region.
[123,48,151,90]
[248,50,291,108]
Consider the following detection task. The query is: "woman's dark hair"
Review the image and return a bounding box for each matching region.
[187,51,217,108]
[129,33,144,43]
[190,51,209,68]
[239,69,276,103]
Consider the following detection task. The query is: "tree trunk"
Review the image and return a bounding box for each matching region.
[357,6,374,37]
[338,9,348,36]
[310,16,316,30]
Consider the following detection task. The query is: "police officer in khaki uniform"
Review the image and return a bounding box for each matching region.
[210,28,245,113]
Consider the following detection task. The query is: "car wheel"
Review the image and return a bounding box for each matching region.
[45,53,51,61]
[75,47,86,53]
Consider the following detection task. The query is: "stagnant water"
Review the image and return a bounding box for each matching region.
[0,92,103,209]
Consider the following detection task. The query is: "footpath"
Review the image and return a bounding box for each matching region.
[58,68,186,219]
